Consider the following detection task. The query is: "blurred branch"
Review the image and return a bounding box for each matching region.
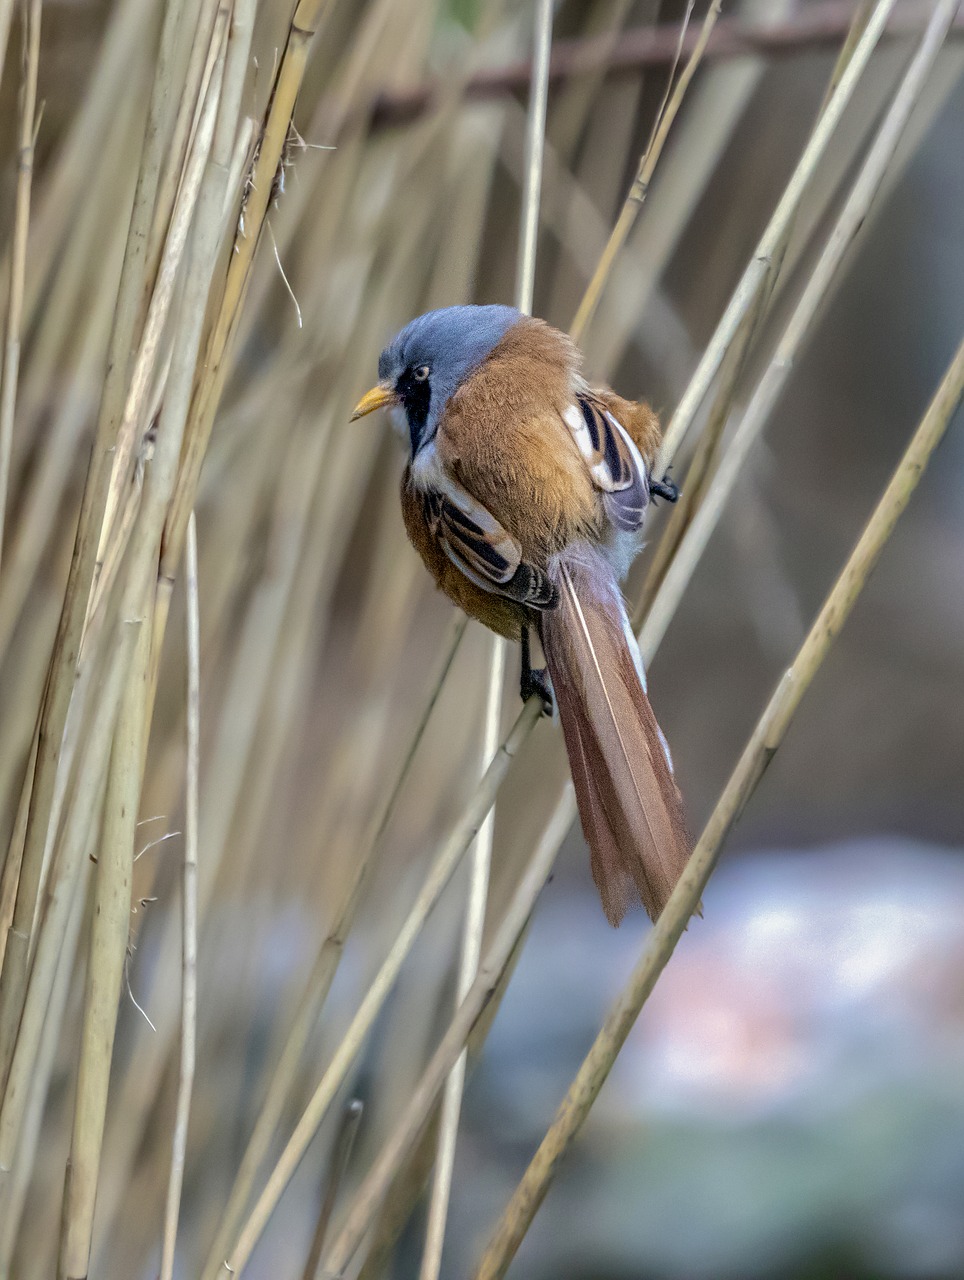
[366,0,964,131]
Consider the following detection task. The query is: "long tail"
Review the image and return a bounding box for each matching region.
[540,543,690,925]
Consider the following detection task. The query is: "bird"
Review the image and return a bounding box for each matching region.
[351,304,689,925]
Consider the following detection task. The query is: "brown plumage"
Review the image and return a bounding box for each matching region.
[356,307,688,924]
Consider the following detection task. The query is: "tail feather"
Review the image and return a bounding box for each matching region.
[541,544,690,925]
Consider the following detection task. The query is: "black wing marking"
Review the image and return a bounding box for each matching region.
[423,488,558,610]
[563,395,650,534]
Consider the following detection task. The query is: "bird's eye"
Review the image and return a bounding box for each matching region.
[413,364,430,382]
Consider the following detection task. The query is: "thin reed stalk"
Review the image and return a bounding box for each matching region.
[639,0,876,617]
[318,796,578,1277]
[200,614,467,1280]
[159,512,201,1280]
[0,0,42,575]
[419,4,553,1276]
[472,324,964,1280]
[300,1099,363,1280]
[569,0,719,345]
[655,0,897,473]
[216,699,543,1277]
[643,0,958,660]
[57,603,150,1280]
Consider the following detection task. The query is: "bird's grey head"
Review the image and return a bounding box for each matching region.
[377,304,520,456]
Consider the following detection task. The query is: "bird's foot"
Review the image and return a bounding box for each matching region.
[521,665,554,717]
[649,471,680,504]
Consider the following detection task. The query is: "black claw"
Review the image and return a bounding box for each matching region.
[649,471,680,504]
[520,623,554,716]
[521,665,554,717]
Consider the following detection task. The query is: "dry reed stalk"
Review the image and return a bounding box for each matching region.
[93,1,233,588]
[0,858,89,1277]
[569,0,719,345]
[192,113,480,1261]
[0,192,129,666]
[2,3,229,1237]
[159,0,333,582]
[214,698,542,1277]
[643,0,958,660]
[420,5,552,1275]
[301,1099,363,1280]
[655,0,897,473]
[638,0,876,617]
[158,512,200,1280]
[472,323,964,1280]
[0,0,227,1097]
[57,601,151,1280]
[0,0,42,577]
[22,0,156,328]
[317,796,578,1278]
[198,612,467,1279]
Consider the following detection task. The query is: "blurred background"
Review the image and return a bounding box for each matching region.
[0,0,962,1276]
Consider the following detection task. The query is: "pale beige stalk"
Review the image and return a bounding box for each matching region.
[319,795,578,1277]
[642,0,958,662]
[58,604,150,1280]
[473,323,964,1280]
[301,1099,364,1280]
[656,0,898,474]
[217,699,543,1277]
[420,3,552,1276]
[0,0,42,575]
[159,512,201,1280]
[569,0,720,345]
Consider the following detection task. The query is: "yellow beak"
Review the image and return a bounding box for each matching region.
[350,382,397,421]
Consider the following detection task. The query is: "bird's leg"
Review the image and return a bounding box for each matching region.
[648,470,680,504]
[520,623,553,716]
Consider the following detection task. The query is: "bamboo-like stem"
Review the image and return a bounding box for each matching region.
[143,0,224,313]
[0,0,224,1094]
[94,1,232,598]
[642,0,957,661]
[513,0,553,317]
[638,0,875,617]
[0,0,42,576]
[318,796,577,1278]
[0,1,229,1192]
[419,636,504,1280]
[216,699,543,1278]
[655,0,897,475]
[58,604,150,1280]
[0,852,88,1277]
[420,5,552,1275]
[200,615,468,1280]
[145,0,255,689]
[159,512,200,1280]
[569,0,719,344]
[22,0,155,331]
[301,1100,364,1280]
[472,325,964,1280]
[160,0,333,581]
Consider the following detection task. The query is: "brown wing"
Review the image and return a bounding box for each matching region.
[423,486,558,610]
[562,394,650,533]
